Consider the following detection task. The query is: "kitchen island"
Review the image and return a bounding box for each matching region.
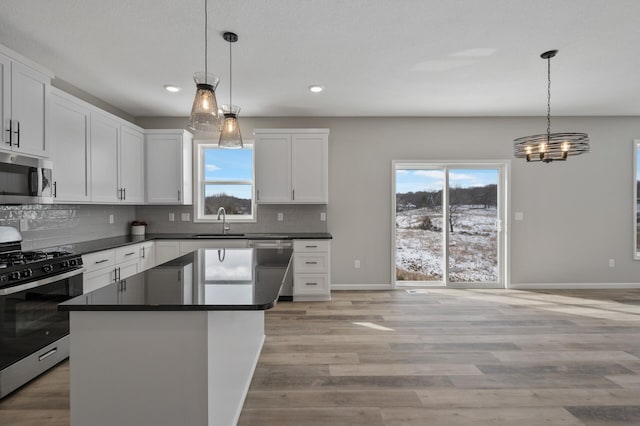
[59,247,292,426]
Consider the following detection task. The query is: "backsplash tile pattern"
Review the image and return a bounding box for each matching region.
[0,204,135,250]
[135,204,327,234]
[0,203,326,250]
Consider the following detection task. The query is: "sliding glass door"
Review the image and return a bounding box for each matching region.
[393,162,507,288]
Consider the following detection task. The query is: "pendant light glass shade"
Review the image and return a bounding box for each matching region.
[218,104,243,149]
[188,72,221,132]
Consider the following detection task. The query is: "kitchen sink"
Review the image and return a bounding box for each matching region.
[191,233,245,238]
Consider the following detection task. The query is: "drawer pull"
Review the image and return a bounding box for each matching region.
[124,252,136,256]
[305,261,318,265]
[305,282,318,286]
[305,245,318,248]
[38,347,57,362]
[94,259,109,264]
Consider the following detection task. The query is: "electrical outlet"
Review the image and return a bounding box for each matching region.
[609,259,615,268]
[181,213,190,222]
[277,212,283,221]
[354,259,361,269]
[19,218,28,231]
[109,214,114,224]
[169,213,175,222]
[320,212,326,221]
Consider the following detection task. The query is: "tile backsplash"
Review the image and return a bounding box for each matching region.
[0,204,135,250]
[135,204,328,234]
[0,203,327,250]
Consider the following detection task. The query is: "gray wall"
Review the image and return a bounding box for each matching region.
[139,115,640,287]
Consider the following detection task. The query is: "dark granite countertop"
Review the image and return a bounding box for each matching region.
[63,232,332,255]
[59,247,292,311]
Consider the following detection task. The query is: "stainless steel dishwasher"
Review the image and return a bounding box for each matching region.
[248,239,294,299]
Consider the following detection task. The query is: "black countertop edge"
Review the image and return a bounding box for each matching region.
[59,301,277,312]
[62,233,332,256]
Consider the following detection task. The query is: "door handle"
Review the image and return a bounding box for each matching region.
[5,119,12,146]
[14,121,20,148]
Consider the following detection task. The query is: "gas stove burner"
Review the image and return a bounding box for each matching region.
[0,250,75,268]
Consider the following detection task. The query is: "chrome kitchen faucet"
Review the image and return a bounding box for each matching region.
[217,207,230,234]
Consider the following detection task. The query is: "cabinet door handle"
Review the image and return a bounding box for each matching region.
[53,181,57,198]
[305,282,318,286]
[5,119,12,146]
[141,246,145,259]
[257,189,260,200]
[305,261,318,265]
[124,252,135,256]
[305,245,318,248]
[123,188,126,200]
[292,189,295,200]
[14,121,20,148]
[94,259,109,264]
[177,189,181,201]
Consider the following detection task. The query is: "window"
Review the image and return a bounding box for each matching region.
[194,142,254,222]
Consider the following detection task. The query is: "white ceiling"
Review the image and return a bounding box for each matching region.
[0,0,639,118]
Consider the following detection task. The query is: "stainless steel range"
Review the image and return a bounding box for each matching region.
[0,226,83,399]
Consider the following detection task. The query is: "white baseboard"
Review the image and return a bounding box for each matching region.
[509,282,640,290]
[331,283,392,291]
[330,283,640,291]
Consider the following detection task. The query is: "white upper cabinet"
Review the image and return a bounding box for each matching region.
[254,129,329,204]
[254,133,291,203]
[90,111,144,204]
[145,129,193,204]
[119,125,145,203]
[49,89,90,202]
[90,112,120,203]
[0,50,51,158]
[291,133,328,203]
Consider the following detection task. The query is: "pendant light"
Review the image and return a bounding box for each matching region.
[218,31,243,149]
[513,50,590,163]
[188,0,221,132]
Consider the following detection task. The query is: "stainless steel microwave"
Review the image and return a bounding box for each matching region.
[0,152,53,204]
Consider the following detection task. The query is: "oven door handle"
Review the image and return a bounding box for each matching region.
[0,268,85,296]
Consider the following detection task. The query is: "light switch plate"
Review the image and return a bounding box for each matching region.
[320,212,326,221]
[277,212,283,221]
[19,218,28,231]
[109,214,114,224]
[169,213,175,222]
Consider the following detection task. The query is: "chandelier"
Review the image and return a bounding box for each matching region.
[513,50,590,163]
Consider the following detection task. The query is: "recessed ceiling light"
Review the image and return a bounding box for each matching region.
[308,85,324,93]
[164,84,181,93]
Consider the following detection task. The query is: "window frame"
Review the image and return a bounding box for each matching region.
[193,140,256,223]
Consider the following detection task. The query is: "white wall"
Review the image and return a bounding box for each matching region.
[136,115,640,287]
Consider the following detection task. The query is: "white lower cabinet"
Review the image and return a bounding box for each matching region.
[154,241,180,265]
[178,239,248,254]
[139,241,155,271]
[82,243,146,294]
[293,240,331,301]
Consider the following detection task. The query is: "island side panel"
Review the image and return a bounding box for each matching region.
[69,311,209,426]
[206,310,265,426]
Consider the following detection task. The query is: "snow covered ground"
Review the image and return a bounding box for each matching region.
[396,206,498,283]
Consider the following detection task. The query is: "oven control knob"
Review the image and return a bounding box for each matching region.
[43,264,53,273]
[61,260,69,268]
[20,269,33,278]
[69,259,78,267]
[9,271,20,281]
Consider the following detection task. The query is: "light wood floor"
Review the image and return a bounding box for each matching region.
[2,289,640,425]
